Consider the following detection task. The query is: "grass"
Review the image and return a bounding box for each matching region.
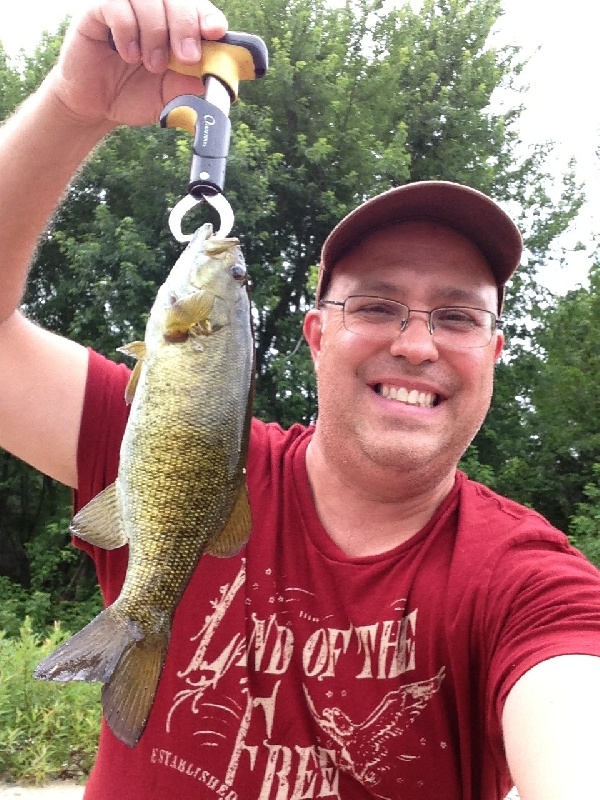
[0,618,100,786]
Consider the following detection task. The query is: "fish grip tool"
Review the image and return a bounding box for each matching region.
[159,33,268,241]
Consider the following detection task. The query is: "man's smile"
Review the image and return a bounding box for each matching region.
[374,384,439,408]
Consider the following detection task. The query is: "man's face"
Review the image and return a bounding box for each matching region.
[303,220,504,481]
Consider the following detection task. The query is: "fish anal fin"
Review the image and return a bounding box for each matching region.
[164,291,214,342]
[206,484,252,558]
[70,483,128,550]
[102,630,169,748]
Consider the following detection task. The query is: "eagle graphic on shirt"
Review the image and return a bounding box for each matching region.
[303,667,446,790]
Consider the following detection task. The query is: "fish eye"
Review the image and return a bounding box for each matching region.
[231,264,247,282]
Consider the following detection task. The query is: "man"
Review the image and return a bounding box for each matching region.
[1,2,599,798]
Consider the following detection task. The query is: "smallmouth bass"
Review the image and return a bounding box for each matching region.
[35,223,254,748]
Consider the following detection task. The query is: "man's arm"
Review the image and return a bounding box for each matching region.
[502,654,600,799]
[0,0,227,488]
[0,81,112,487]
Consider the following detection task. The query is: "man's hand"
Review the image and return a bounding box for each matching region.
[46,0,228,129]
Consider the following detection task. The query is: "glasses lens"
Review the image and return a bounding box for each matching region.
[431,308,495,348]
[343,296,408,338]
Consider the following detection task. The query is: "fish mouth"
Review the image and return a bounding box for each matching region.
[204,237,238,255]
[372,383,441,408]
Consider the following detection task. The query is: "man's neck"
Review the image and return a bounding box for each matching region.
[304,437,456,558]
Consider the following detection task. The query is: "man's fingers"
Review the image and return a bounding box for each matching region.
[127,0,170,73]
[197,0,228,39]
[163,1,203,65]
[95,0,142,65]
[104,0,228,71]
[164,0,228,65]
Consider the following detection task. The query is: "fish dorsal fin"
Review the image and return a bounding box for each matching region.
[116,341,147,405]
[206,484,252,558]
[70,483,128,550]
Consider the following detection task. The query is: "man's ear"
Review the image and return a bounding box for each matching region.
[303,309,323,373]
[493,331,504,363]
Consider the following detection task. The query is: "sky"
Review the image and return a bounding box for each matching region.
[1,0,598,295]
[492,0,599,293]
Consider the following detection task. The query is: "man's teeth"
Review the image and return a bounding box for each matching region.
[378,385,436,408]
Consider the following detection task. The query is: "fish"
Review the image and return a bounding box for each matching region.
[34,223,254,748]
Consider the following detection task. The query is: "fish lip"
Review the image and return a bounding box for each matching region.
[369,380,446,406]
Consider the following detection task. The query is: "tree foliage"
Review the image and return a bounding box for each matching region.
[569,464,600,566]
[526,263,599,532]
[467,260,600,555]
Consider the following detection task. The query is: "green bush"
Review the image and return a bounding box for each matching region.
[0,618,100,785]
[0,576,102,639]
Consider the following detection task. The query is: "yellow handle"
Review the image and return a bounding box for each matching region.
[169,33,268,101]
[163,106,199,137]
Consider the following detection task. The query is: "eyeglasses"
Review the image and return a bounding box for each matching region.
[318,295,501,349]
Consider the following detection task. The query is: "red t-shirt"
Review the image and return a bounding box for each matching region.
[75,349,600,799]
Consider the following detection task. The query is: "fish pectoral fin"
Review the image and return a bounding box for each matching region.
[206,484,252,558]
[70,483,128,550]
[163,290,214,342]
[117,341,147,361]
[116,342,147,405]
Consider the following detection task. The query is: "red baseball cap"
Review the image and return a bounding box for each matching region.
[317,180,522,314]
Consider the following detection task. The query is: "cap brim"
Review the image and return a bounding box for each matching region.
[318,181,522,311]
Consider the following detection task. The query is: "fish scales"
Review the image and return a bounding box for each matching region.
[120,303,248,597]
[34,223,254,747]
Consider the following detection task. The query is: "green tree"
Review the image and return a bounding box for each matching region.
[470,162,585,497]
[529,262,600,529]
[4,0,582,425]
[0,0,588,602]
[0,45,24,112]
[569,464,600,567]
[470,258,599,534]
[0,28,104,602]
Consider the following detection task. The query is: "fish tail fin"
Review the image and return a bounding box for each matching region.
[34,608,141,684]
[102,630,169,747]
[35,608,169,748]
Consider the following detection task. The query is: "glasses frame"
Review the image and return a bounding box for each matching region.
[318,295,502,349]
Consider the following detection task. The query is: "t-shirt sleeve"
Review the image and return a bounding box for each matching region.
[73,348,132,604]
[484,534,600,736]
[75,348,131,512]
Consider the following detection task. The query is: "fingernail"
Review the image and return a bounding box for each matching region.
[203,12,227,31]
[181,37,200,59]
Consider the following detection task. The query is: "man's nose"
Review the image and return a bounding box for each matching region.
[388,311,439,364]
